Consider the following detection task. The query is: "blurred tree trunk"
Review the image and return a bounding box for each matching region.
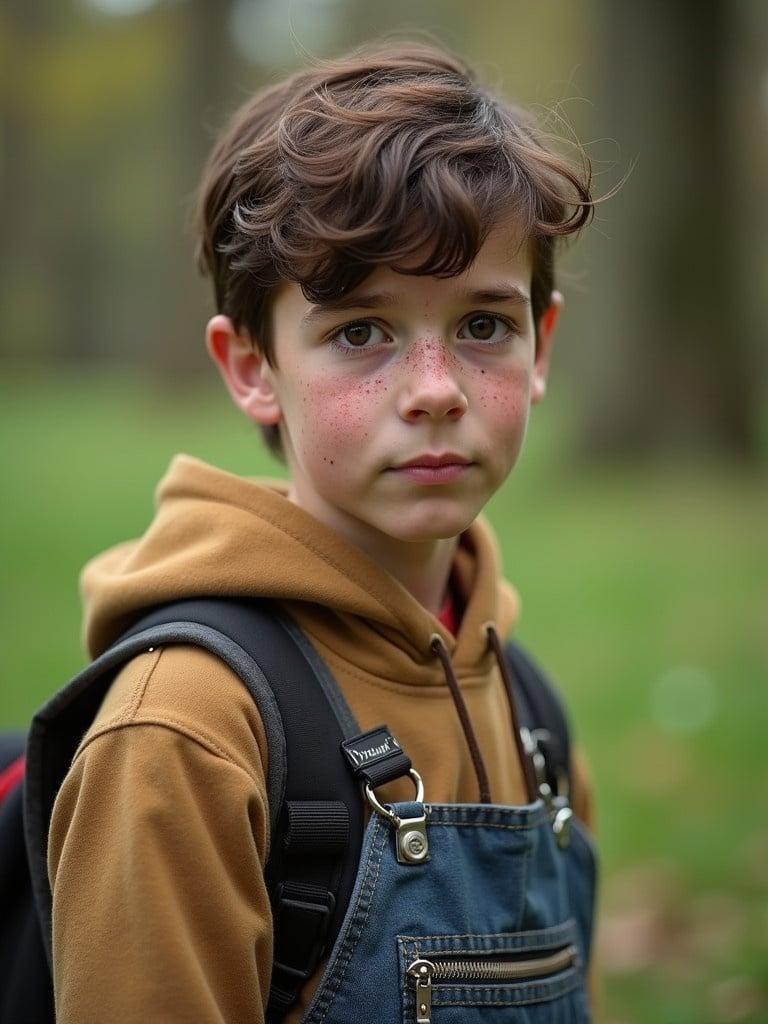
[584,0,761,461]
[148,0,238,380]
[0,0,51,361]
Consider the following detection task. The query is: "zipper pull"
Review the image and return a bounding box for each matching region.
[407,958,435,1024]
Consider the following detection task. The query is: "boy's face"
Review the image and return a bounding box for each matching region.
[208,219,560,552]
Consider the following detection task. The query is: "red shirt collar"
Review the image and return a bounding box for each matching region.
[437,587,459,635]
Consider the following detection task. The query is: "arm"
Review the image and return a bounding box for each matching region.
[48,648,273,1024]
[570,743,597,835]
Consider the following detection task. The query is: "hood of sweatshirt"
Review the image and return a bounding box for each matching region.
[81,455,520,686]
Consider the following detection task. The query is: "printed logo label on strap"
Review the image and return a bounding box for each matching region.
[337,724,409,778]
[341,726,403,772]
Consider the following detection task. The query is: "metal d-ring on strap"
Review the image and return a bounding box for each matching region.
[364,768,429,865]
[521,726,573,850]
[364,767,424,823]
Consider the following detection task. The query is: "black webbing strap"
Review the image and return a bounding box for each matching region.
[504,641,572,797]
[98,598,365,1023]
[283,800,349,854]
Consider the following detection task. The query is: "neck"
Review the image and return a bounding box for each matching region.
[286,486,458,616]
[357,533,458,616]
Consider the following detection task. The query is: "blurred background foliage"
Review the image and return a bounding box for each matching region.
[1,1,766,1022]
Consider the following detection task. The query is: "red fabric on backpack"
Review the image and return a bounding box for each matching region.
[0,755,25,806]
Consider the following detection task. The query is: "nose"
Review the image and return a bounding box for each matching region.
[397,341,469,423]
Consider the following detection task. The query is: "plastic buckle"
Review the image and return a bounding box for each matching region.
[272,885,336,982]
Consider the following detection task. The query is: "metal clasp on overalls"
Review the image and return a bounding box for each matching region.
[520,727,573,849]
[365,768,430,864]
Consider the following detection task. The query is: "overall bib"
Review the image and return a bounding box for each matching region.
[296,631,598,1024]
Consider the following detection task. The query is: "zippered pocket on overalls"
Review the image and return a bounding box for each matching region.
[406,943,579,1023]
[399,919,587,1024]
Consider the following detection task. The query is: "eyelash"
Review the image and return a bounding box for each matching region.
[326,313,520,356]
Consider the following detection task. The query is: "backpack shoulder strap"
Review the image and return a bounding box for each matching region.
[505,640,572,799]
[24,598,363,1022]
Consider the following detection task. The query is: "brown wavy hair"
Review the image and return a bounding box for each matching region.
[195,42,596,459]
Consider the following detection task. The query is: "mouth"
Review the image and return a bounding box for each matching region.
[388,453,474,485]
[393,453,472,470]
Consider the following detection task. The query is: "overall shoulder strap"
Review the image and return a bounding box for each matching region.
[24,598,363,1022]
[504,640,572,798]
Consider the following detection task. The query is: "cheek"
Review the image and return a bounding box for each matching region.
[469,363,531,438]
[293,371,389,463]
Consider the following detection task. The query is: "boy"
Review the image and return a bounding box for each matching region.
[48,43,598,1023]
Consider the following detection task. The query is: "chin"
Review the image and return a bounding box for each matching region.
[383,507,478,544]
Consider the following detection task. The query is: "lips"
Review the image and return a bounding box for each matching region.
[388,453,474,485]
[394,453,471,469]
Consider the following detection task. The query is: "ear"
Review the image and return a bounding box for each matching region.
[531,290,562,405]
[205,314,281,425]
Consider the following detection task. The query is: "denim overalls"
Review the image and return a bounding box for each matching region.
[296,631,597,1024]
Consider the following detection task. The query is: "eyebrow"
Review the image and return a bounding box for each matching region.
[301,284,531,325]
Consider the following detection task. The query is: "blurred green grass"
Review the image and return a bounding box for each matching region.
[1,368,767,1023]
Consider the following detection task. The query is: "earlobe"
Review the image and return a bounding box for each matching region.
[205,314,282,425]
[531,290,562,406]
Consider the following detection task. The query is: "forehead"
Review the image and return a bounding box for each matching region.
[273,218,534,323]
[399,217,533,278]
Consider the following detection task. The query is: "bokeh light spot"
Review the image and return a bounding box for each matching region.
[82,0,160,15]
[651,666,717,735]
[228,0,345,66]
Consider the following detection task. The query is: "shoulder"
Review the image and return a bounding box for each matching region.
[79,643,268,786]
[50,644,273,881]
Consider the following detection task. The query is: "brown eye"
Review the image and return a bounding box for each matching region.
[467,315,496,340]
[343,323,372,346]
[330,321,389,354]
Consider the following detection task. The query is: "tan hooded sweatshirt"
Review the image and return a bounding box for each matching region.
[48,454,596,1024]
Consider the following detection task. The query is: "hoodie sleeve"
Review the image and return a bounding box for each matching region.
[48,646,273,1024]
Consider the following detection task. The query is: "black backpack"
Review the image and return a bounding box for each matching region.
[0,597,572,1024]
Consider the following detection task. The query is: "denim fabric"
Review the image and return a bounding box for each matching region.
[300,798,595,1023]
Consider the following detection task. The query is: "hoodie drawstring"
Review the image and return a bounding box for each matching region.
[430,633,492,804]
[430,627,539,805]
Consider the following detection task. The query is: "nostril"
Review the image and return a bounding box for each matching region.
[403,398,467,422]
